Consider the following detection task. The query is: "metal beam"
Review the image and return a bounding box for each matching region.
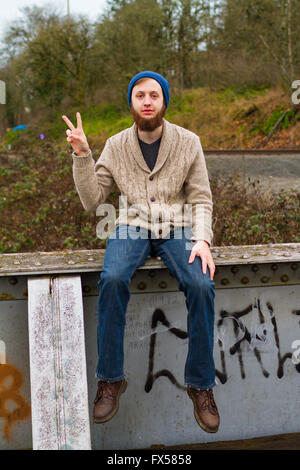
[27,275,91,450]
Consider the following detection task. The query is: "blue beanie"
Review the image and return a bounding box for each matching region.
[127,71,170,108]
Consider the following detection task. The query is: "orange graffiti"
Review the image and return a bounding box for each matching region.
[0,364,31,441]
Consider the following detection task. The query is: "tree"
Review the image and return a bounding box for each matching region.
[93,0,166,105]
[0,5,98,117]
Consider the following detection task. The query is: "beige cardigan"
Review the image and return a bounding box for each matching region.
[72,119,213,246]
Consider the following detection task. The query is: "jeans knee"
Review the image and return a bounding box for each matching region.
[99,269,130,287]
[184,276,214,295]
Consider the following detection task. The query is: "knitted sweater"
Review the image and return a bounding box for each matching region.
[72,118,214,246]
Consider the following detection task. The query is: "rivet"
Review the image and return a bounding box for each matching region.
[251,265,259,272]
[291,263,298,270]
[231,266,239,274]
[137,282,147,290]
[241,276,249,284]
[8,278,18,285]
[83,285,91,293]
[271,264,278,271]
[159,281,167,289]
[261,276,269,283]
[221,278,230,286]
[280,274,289,283]
[148,271,156,278]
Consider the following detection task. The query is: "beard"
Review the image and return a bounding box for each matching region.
[131,104,166,132]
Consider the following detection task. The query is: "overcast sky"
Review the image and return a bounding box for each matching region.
[0,0,108,41]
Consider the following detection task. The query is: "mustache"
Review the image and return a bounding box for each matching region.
[131,105,166,131]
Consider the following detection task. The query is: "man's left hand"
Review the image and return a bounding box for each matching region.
[188,240,215,281]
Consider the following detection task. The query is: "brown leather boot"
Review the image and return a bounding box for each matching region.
[187,387,220,433]
[93,379,127,423]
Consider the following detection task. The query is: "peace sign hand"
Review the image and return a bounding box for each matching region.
[62,112,90,156]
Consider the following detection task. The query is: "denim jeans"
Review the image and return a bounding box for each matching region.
[96,225,216,390]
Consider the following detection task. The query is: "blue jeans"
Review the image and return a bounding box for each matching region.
[96,225,216,390]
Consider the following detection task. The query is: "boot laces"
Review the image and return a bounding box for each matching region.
[195,389,217,411]
[94,381,115,403]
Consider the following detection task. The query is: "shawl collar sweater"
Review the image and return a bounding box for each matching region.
[72,119,214,245]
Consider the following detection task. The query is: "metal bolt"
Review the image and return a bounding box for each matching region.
[159,281,167,289]
[280,274,289,283]
[241,276,249,284]
[291,263,298,271]
[221,278,230,286]
[8,277,18,285]
[271,264,278,271]
[148,271,156,278]
[251,265,259,272]
[261,276,269,283]
[137,282,147,290]
[231,266,239,274]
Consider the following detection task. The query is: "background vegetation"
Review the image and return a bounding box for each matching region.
[0,0,299,253]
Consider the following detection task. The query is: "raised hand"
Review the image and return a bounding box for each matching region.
[62,112,90,156]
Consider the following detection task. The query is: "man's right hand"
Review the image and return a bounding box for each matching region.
[62,112,90,156]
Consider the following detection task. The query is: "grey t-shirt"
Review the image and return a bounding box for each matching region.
[138,137,161,172]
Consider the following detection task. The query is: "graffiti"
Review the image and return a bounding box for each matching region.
[291,340,300,365]
[216,299,300,383]
[0,364,31,441]
[144,308,187,393]
[144,299,300,391]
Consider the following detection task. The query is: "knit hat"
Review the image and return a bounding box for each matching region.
[127,71,170,108]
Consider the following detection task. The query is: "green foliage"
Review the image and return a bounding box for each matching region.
[217,85,270,104]
[262,107,299,135]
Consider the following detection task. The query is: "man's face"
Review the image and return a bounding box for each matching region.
[131,78,166,131]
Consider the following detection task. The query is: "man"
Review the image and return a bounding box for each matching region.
[62,71,220,433]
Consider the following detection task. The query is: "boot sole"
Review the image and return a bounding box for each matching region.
[94,379,128,424]
[187,388,219,433]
